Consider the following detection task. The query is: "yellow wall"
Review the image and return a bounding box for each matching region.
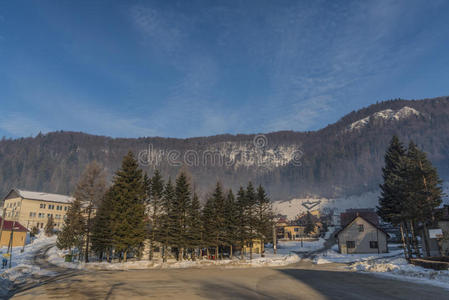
[3,197,71,231]
[0,230,27,247]
[283,225,305,240]
[243,239,264,255]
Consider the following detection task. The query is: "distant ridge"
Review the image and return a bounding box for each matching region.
[0,96,448,201]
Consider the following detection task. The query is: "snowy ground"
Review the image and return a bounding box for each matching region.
[311,243,449,289]
[0,234,57,298]
[313,244,404,264]
[46,240,331,271]
[275,239,325,255]
[47,246,301,271]
[350,257,449,290]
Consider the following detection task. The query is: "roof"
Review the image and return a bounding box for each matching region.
[4,189,74,204]
[0,217,28,232]
[334,215,389,238]
[340,209,379,227]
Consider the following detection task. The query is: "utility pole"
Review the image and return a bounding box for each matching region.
[8,220,16,268]
[272,223,277,255]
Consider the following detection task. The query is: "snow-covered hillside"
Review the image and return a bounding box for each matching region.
[272,191,380,221]
[348,106,421,131]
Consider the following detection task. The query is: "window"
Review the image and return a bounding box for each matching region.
[64,206,68,211]
[346,241,355,249]
[358,224,364,232]
[154,247,160,253]
[294,228,299,232]
[48,204,55,210]
[29,212,37,217]
[295,234,300,238]
[40,203,46,209]
[370,241,378,249]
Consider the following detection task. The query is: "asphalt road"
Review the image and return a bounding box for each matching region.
[9,247,449,300]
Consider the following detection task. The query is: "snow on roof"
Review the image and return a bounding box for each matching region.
[15,189,74,204]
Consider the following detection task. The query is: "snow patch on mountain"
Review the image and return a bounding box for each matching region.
[348,106,421,131]
[272,191,380,221]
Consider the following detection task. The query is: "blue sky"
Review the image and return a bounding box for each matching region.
[1,0,449,138]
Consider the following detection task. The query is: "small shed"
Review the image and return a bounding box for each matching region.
[0,217,28,247]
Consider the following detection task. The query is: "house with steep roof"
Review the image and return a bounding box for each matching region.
[2,188,74,231]
[335,215,389,254]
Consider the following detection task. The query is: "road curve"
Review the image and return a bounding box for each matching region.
[9,249,449,300]
[7,245,84,299]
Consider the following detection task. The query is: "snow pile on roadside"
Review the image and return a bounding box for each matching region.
[350,257,449,289]
[0,234,57,296]
[47,246,300,271]
[314,244,403,264]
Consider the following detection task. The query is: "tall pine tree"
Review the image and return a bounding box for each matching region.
[377,136,411,258]
[255,185,273,257]
[110,151,147,262]
[148,170,164,261]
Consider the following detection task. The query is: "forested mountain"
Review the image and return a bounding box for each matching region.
[1,96,448,201]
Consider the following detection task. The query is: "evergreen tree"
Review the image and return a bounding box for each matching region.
[186,191,202,259]
[255,185,273,257]
[148,170,164,260]
[202,191,216,258]
[224,189,238,258]
[245,182,257,260]
[91,188,114,261]
[110,151,147,262]
[57,197,85,258]
[377,136,407,225]
[377,136,412,258]
[236,186,248,259]
[211,182,226,259]
[172,172,192,260]
[45,215,55,236]
[406,142,443,256]
[160,178,175,262]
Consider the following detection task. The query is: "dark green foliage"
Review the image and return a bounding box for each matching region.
[91,188,115,260]
[109,151,147,261]
[377,136,444,258]
[377,136,407,225]
[255,185,273,246]
[236,186,249,256]
[147,169,165,260]
[57,197,85,254]
[405,142,443,221]
[186,192,202,251]
[224,189,238,253]
[160,178,175,262]
[171,172,192,259]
